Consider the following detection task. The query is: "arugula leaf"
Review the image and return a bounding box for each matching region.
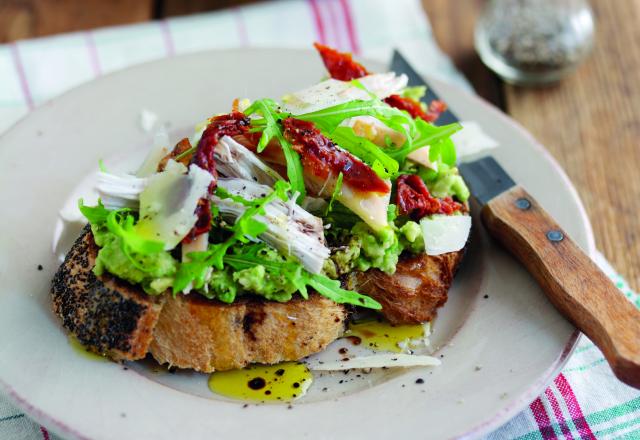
[429,137,457,167]
[244,99,306,201]
[296,99,415,142]
[387,119,461,163]
[224,244,381,309]
[105,211,165,255]
[79,198,164,255]
[324,172,343,216]
[78,199,111,225]
[329,126,399,179]
[172,181,291,293]
[244,99,282,152]
[79,198,168,277]
[172,249,219,293]
[307,274,381,309]
[224,244,309,299]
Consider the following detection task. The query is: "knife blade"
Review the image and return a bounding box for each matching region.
[389,50,459,126]
[459,156,640,389]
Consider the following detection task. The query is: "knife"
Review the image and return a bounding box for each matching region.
[390,51,640,389]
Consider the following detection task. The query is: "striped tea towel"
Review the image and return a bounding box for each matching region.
[0,0,638,438]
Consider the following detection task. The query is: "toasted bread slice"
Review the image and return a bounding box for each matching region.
[51,228,346,370]
[51,227,165,360]
[149,293,346,372]
[348,250,464,325]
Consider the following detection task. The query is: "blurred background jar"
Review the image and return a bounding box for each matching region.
[475,0,595,86]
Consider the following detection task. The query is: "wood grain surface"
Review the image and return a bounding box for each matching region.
[482,185,640,388]
[502,1,640,292]
[0,0,153,43]
[0,0,637,290]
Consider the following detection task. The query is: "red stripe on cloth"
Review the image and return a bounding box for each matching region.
[339,0,360,54]
[530,397,559,440]
[326,0,347,51]
[84,31,101,76]
[545,387,575,440]
[309,0,327,44]
[555,374,596,440]
[9,42,34,110]
[159,20,175,56]
[40,427,50,440]
[234,7,249,47]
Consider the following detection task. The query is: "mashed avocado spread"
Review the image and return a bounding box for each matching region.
[91,224,302,302]
[205,246,299,303]
[91,224,177,294]
[323,207,424,277]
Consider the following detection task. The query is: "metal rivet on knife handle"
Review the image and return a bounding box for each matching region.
[546,230,564,242]
[515,198,531,210]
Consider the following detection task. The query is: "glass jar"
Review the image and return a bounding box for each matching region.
[475,0,595,85]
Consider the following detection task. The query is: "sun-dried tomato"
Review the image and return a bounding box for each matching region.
[396,174,462,220]
[427,99,447,121]
[314,42,369,81]
[183,111,250,242]
[384,95,447,123]
[282,118,389,194]
[182,198,213,244]
[193,111,251,192]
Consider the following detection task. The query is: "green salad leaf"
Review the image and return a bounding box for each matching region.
[172,181,290,293]
[244,99,306,201]
[225,243,381,309]
[224,244,309,299]
[78,199,177,291]
[387,119,461,164]
[79,199,165,256]
[106,211,165,255]
[296,99,415,142]
[78,199,111,225]
[329,126,399,178]
[429,137,457,167]
[324,172,343,216]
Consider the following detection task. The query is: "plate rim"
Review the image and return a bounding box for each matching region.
[0,47,595,440]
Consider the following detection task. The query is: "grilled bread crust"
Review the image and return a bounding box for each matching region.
[349,250,465,325]
[51,228,346,370]
[149,293,346,372]
[52,229,462,369]
[51,227,165,360]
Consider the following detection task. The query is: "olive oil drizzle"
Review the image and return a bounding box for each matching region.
[344,319,427,353]
[208,362,312,402]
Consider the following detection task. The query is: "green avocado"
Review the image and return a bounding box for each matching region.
[91,225,178,294]
[326,210,425,276]
[205,246,298,303]
[424,163,470,202]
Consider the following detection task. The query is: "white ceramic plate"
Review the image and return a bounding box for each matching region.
[0,49,594,440]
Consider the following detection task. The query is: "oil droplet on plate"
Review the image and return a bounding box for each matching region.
[68,335,108,362]
[208,362,313,402]
[344,319,427,353]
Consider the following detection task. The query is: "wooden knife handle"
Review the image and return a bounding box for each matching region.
[482,185,640,389]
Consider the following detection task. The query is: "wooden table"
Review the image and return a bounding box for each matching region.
[1,0,638,290]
